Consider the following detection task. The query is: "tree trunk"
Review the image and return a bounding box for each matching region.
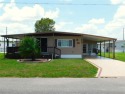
[31,54,35,61]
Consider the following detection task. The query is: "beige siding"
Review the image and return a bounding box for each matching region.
[47,36,54,47]
[48,36,82,55]
[37,36,97,55]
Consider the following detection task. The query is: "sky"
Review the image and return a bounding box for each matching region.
[0,0,125,40]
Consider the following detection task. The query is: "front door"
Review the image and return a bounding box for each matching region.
[37,38,47,52]
[41,38,47,52]
[83,44,88,54]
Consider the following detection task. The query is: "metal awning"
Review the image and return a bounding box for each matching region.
[82,34,116,42]
[1,31,117,42]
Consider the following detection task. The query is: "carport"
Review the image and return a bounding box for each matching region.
[82,34,117,58]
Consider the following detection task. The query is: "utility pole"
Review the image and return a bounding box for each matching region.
[6,27,7,35]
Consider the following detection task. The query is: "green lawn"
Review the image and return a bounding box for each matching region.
[100,52,125,62]
[0,54,97,78]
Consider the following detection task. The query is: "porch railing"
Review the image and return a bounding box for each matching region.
[7,47,19,54]
[6,46,61,58]
[47,47,61,58]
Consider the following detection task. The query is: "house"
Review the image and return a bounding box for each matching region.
[115,40,125,52]
[98,40,125,53]
[1,31,117,59]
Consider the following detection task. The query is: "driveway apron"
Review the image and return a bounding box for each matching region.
[85,57,125,77]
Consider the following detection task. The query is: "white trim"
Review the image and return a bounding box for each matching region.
[61,54,82,58]
[57,39,73,48]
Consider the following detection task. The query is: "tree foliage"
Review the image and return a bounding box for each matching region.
[19,37,40,61]
[35,18,55,32]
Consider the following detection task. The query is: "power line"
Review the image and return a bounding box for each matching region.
[0,2,125,6]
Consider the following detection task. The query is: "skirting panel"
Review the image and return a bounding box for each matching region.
[61,54,82,58]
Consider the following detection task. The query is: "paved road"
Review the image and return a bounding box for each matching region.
[0,78,125,94]
[85,56,125,77]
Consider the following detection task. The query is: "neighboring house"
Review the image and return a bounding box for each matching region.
[1,31,116,59]
[98,40,125,53]
[115,40,125,52]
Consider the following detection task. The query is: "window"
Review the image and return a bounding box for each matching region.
[57,39,73,47]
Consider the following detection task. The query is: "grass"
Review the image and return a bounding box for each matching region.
[99,52,125,62]
[0,53,97,78]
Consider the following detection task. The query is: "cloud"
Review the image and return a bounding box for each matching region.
[44,8,59,19]
[104,1,125,39]
[70,1,125,40]
[73,18,104,34]
[114,6,125,19]
[0,0,4,8]
[88,18,105,25]
[71,16,122,39]
[55,22,73,31]
[110,0,125,4]
[0,0,59,35]
[74,24,98,35]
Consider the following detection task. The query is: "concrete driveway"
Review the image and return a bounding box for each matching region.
[85,57,125,77]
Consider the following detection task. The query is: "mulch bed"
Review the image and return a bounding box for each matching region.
[17,59,51,63]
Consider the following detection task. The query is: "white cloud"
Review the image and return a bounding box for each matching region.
[71,2,125,40]
[104,1,125,39]
[71,16,122,39]
[55,22,73,31]
[0,0,4,8]
[74,23,99,36]
[0,0,59,35]
[114,6,125,19]
[88,18,105,25]
[73,18,104,34]
[44,8,59,19]
[110,0,125,4]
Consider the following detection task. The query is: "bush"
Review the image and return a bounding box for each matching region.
[19,37,40,61]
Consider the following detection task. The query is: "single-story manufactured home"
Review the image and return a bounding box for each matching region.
[1,31,117,59]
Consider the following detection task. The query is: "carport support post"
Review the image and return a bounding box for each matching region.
[53,32,55,59]
[100,41,101,56]
[104,41,105,57]
[81,36,83,59]
[113,40,116,59]
[3,37,6,58]
[7,38,9,47]
[109,40,110,58]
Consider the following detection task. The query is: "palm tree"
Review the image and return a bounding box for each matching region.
[19,37,40,61]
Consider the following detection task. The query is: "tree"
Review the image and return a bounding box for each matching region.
[35,18,55,32]
[19,37,40,61]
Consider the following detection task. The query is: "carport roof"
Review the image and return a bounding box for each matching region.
[1,31,117,42]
